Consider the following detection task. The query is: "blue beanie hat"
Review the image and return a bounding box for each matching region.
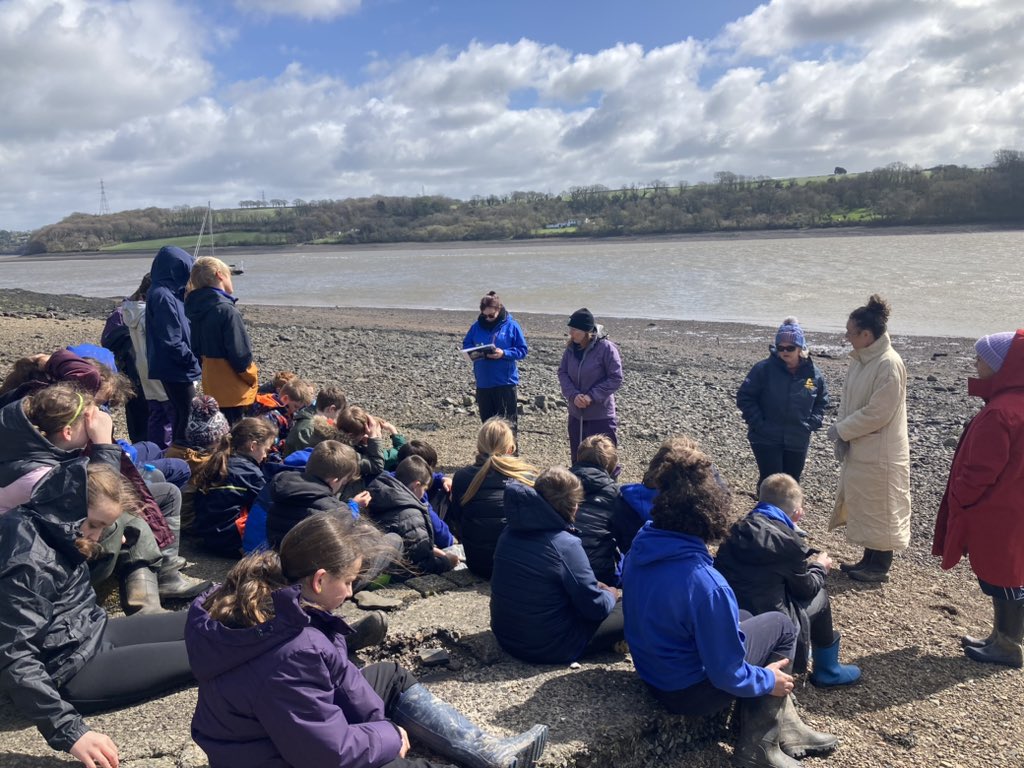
[775,316,806,350]
[975,332,1015,373]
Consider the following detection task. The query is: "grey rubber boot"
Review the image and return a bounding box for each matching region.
[965,598,1024,668]
[962,596,999,649]
[120,567,170,616]
[848,549,893,583]
[392,683,548,768]
[732,696,803,768]
[777,696,838,758]
[155,488,212,600]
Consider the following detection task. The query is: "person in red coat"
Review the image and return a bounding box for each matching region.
[933,330,1024,668]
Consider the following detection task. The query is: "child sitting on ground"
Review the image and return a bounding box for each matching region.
[490,466,624,664]
[367,455,460,580]
[186,513,548,768]
[715,472,861,686]
[283,383,346,457]
[396,439,455,549]
[570,434,634,586]
[192,418,279,557]
[336,405,407,476]
[265,439,361,550]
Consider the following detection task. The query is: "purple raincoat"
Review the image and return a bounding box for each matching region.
[557,326,624,421]
[185,584,403,768]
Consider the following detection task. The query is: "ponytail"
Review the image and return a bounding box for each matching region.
[202,550,289,628]
[193,417,277,492]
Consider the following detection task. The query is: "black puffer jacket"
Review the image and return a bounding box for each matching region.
[0,459,108,753]
[714,508,826,672]
[266,471,347,549]
[448,464,514,579]
[367,473,450,577]
[570,462,628,586]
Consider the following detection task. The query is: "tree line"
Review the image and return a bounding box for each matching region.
[21,150,1024,254]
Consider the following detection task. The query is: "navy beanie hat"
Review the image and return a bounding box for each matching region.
[568,308,596,332]
[775,316,806,350]
[975,332,1015,373]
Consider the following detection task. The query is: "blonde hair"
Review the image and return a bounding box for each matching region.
[24,383,95,437]
[188,256,231,292]
[576,434,618,475]
[461,417,537,504]
[280,378,316,407]
[77,464,141,559]
[758,473,803,515]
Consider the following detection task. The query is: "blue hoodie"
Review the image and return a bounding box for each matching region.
[622,522,775,698]
[145,246,201,382]
[490,482,615,664]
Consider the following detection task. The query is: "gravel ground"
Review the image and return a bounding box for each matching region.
[0,288,1020,767]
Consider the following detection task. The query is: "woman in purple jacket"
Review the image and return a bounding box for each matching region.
[557,308,624,462]
[186,513,548,768]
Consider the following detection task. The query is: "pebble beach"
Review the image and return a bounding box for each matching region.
[0,287,1020,767]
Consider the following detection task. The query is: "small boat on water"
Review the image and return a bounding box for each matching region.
[194,203,245,276]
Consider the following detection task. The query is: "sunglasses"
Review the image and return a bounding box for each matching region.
[776,345,798,353]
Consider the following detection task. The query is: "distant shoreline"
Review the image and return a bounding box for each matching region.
[3,221,1020,262]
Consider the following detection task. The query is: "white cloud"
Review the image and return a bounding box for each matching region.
[2,0,1024,232]
[233,0,361,22]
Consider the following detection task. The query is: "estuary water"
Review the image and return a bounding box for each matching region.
[2,229,1021,338]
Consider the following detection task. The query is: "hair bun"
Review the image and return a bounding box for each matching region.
[866,294,891,321]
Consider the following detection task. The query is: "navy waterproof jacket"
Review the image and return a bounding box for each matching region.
[193,454,266,556]
[736,354,828,450]
[145,246,201,382]
[490,482,615,664]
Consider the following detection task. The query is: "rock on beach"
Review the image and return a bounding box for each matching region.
[0,289,1020,767]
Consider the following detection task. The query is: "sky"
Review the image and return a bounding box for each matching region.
[2,0,1022,232]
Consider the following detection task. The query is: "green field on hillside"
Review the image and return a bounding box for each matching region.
[101,231,291,252]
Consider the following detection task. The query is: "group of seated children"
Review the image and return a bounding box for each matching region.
[0,330,857,768]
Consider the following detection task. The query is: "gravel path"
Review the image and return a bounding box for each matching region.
[0,288,1019,767]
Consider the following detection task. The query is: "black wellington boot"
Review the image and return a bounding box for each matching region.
[962,596,999,649]
[839,549,869,573]
[965,598,1024,669]
[732,696,803,768]
[848,549,893,583]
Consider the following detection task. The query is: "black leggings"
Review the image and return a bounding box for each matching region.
[583,601,625,656]
[62,612,192,713]
[361,663,455,768]
[161,380,196,445]
[647,610,797,717]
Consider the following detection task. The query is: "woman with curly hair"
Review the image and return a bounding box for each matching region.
[622,437,836,768]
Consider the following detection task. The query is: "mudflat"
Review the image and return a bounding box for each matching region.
[0,289,1019,767]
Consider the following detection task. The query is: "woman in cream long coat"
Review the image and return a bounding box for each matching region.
[828,295,911,582]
